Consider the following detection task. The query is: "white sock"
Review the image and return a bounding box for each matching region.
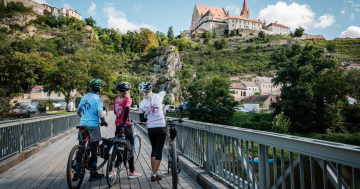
[152,173,157,177]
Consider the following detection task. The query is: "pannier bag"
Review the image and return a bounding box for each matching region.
[100,138,111,160]
[107,137,133,163]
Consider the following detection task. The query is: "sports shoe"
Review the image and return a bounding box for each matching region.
[108,171,117,177]
[128,170,142,179]
[89,171,104,181]
[72,172,79,181]
[151,174,164,182]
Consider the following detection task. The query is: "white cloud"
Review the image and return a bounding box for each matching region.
[329,8,332,12]
[351,13,355,20]
[88,2,96,15]
[64,3,72,9]
[32,0,49,5]
[103,6,157,33]
[258,2,316,30]
[340,9,346,14]
[226,4,240,15]
[355,8,359,12]
[134,4,143,12]
[314,14,336,29]
[340,26,360,38]
[352,4,360,7]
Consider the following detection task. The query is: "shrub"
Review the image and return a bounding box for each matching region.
[238,122,272,131]
[246,45,255,52]
[48,104,54,111]
[326,42,337,53]
[271,112,291,134]
[250,33,254,36]
[237,46,243,50]
[163,96,172,105]
[230,30,237,37]
[36,101,47,113]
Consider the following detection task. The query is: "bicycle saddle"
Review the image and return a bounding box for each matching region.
[76,125,86,130]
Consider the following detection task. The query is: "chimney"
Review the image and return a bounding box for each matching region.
[275,21,278,24]
[227,10,229,17]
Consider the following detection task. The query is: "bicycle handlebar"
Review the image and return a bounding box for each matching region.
[166,118,183,123]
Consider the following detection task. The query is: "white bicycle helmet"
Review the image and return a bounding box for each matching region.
[139,82,153,92]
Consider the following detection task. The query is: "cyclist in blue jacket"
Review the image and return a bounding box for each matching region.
[76,78,108,181]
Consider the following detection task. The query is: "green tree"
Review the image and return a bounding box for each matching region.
[326,42,337,53]
[43,59,88,111]
[212,32,217,38]
[258,31,266,40]
[271,112,291,134]
[230,30,237,36]
[294,27,305,38]
[139,28,156,52]
[163,96,172,105]
[214,39,226,50]
[84,16,96,27]
[342,68,360,99]
[0,52,50,93]
[246,45,255,52]
[186,75,239,125]
[167,26,175,42]
[270,44,354,133]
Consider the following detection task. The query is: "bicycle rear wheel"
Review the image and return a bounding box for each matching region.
[106,148,122,187]
[67,145,85,189]
[171,140,178,189]
[133,134,141,164]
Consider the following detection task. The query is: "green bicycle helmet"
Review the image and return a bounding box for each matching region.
[89,78,105,91]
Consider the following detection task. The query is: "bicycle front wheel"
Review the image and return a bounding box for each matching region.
[106,147,122,187]
[66,145,85,189]
[133,134,141,164]
[171,140,178,189]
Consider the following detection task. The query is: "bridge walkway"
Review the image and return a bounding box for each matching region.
[0,112,202,189]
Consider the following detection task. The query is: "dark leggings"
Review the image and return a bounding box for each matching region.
[115,125,135,173]
[78,140,99,171]
[148,127,167,160]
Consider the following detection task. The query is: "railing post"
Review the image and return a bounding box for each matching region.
[258,144,267,189]
[205,125,210,173]
[51,116,54,137]
[19,120,23,153]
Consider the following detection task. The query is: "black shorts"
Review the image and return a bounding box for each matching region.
[148,126,167,160]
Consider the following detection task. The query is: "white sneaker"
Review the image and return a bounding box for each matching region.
[108,171,116,177]
[128,171,142,179]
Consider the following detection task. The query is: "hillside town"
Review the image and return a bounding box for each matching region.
[185,0,325,39]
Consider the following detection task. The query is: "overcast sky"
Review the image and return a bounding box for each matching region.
[34,0,360,39]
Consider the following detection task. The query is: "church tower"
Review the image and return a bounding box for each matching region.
[240,0,250,18]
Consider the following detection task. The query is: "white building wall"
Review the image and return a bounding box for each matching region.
[266,26,290,35]
[228,19,261,31]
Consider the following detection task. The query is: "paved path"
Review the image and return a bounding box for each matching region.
[0,112,202,189]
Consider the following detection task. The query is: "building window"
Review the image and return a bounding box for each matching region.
[57,92,61,97]
[240,25,241,27]
[47,93,51,97]
[244,92,246,96]
[233,24,234,27]
[232,20,234,23]
[236,20,238,23]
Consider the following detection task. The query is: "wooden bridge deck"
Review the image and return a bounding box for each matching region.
[0,112,203,189]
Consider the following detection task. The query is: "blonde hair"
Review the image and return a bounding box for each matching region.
[118,90,130,99]
[142,91,153,99]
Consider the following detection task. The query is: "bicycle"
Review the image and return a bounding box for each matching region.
[66,125,108,189]
[105,124,141,187]
[165,118,183,189]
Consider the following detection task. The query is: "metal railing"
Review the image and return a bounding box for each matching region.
[0,113,79,161]
[130,112,360,189]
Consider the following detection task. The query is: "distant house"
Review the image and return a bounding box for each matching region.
[230,83,248,101]
[241,81,259,96]
[307,35,325,40]
[252,76,281,95]
[298,33,309,40]
[348,64,360,69]
[242,95,277,109]
[347,96,357,105]
[11,85,78,110]
[265,21,291,36]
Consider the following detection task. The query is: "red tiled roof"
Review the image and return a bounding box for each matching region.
[196,4,227,19]
[303,33,308,35]
[241,81,258,87]
[226,15,261,23]
[196,28,208,31]
[32,85,43,90]
[308,35,325,40]
[230,83,247,90]
[266,23,290,29]
[240,0,250,16]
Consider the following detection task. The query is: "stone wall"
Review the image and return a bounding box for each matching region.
[2,0,46,15]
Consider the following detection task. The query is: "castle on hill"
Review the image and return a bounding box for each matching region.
[1,0,81,20]
[189,0,291,37]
